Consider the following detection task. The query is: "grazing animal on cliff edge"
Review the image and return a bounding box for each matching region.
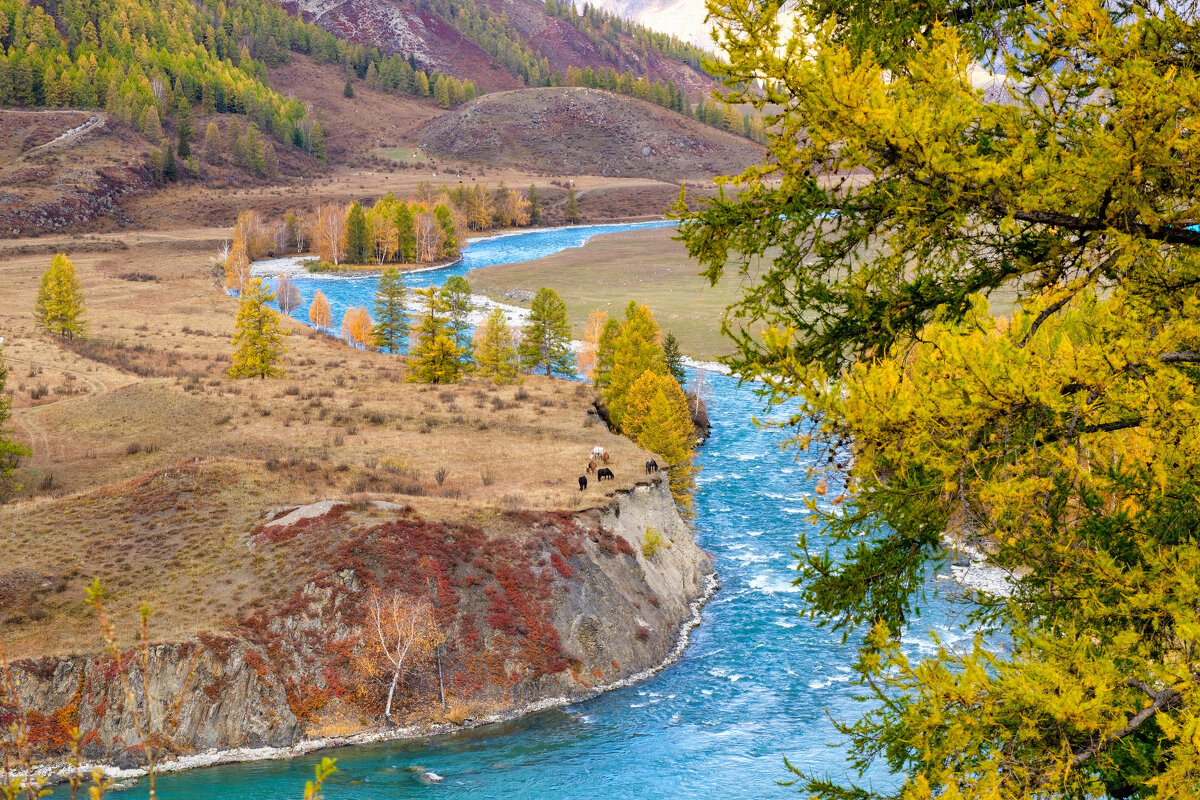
[579,475,588,491]
[645,459,659,474]
[586,459,598,474]
[597,467,614,481]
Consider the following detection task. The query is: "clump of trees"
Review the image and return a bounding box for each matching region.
[230,183,544,275]
[34,254,87,340]
[587,300,695,513]
[227,278,287,378]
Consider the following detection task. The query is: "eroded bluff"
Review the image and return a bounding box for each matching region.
[9,478,713,764]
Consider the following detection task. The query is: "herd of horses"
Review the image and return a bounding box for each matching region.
[578,447,660,491]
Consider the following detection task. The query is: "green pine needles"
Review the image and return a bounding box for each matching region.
[518,287,574,377]
[371,267,410,353]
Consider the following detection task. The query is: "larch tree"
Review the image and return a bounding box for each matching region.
[621,369,696,515]
[394,203,417,263]
[678,0,1200,797]
[408,287,464,384]
[33,254,87,340]
[0,346,32,502]
[275,275,301,317]
[592,316,622,389]
[440,276,473,354]
[341,307,374,349]
[603,301,667,431]
[528,184,541,225]
[371,267,409,353]
[518,287,574,377]
[308,289,332,330]
[203,121,221,163]
[344,201,370,264]
[227,278,287,379]
[564,186,581,224]
[472,307,520,384]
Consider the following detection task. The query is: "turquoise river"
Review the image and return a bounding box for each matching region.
[108,221,973,799]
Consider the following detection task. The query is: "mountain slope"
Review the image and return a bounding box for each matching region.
[285,0,720,99]
[592,0,714,49]
[418,86,763,180]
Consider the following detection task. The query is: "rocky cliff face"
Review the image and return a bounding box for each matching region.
[7,478,712,765]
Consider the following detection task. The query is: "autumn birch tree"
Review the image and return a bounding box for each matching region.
[361,591,441,721]
[309,289,332,330]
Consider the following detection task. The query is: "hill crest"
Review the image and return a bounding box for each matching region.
[418,86,763,181]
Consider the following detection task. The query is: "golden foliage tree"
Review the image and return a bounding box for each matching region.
[577,309,609,378]
[308,290,332,329]
[408,287,464,384]
[224,238,252,294]
[227,278,287,379]
[341,307,374,349]
[473,307,520,384]
[354,590,442,721]
[33,253,87,340]
[603,301,666,431]
[315,203,346,266]
[622,369,696,515]
[678,0,1200,796]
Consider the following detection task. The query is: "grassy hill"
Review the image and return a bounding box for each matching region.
[419,86,764,181]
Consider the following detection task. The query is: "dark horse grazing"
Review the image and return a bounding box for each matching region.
[579,475,588,491]
[597,467,614,481]
[645,459,659,474]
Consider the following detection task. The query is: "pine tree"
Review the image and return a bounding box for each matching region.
[345,201,370,263]
[527,184,541,224]
[227,278,287,379]
[0,346,32,502]
[343,77,355,98]
[663,331,685,388]
[472,307,519,384]
[309,289,331,329]
[518,287,574,377]
[440,276,472,353]
[564,186,581,224]
[408,287,464,384]
[371,267,409,353]
[33,254,87,340]
[603,301,666,430]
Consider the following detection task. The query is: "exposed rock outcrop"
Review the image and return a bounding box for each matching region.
[8,478,713,768]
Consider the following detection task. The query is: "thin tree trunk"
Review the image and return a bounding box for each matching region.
[385,668,400,720]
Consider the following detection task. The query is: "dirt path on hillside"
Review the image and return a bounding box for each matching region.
[11,115,105,165]
[8,356,111,469]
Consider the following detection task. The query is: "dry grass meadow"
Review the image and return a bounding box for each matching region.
[0,233,654,658]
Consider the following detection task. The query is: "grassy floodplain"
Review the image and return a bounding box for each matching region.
[466,225,767,361]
